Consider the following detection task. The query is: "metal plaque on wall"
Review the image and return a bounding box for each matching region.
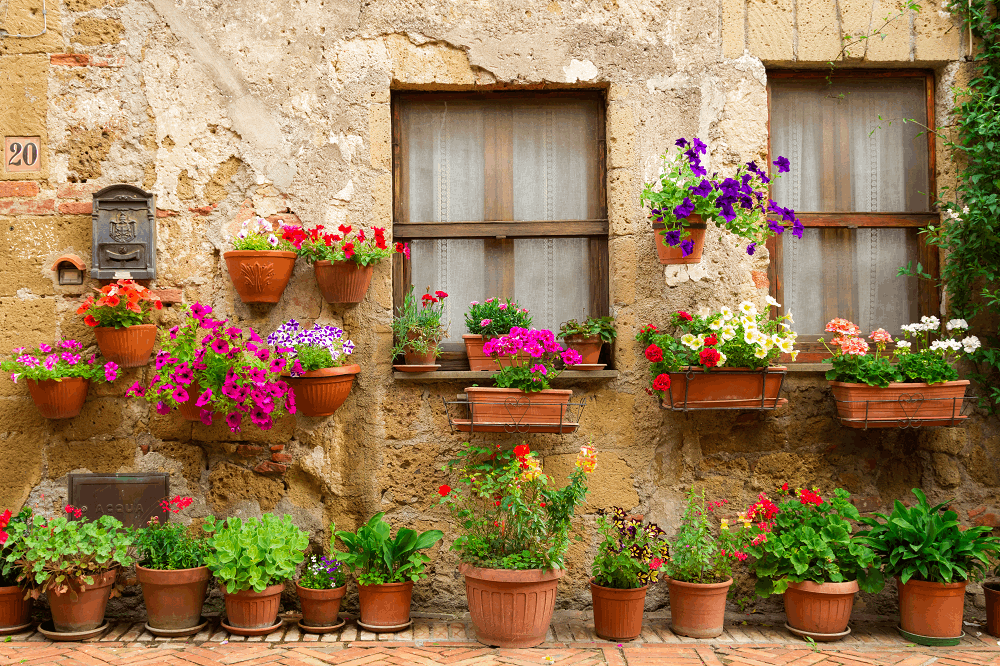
[68,473,169,528]
[90,184,156,280]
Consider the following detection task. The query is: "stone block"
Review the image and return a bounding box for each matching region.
[932,451,961,488]
[0,298,57,350]
[0,429,43,509]
[66,0,127,11]
[914,0,962,61]
[606,103,636,170]
[208,461,284,511]
[797,0,841,62]
[368,104,391,171]
[966,446,998,487]
[57,201,91,215]
[747,0,794,61]
[865,0,914,61]
[49,397,127,441]
[918,427,967,455]
[722,0,746,58]
[0,55,48,181]
[47,437,136,479]
[236,444,265,458]
[544,451,640,511]
[71,17,124,45]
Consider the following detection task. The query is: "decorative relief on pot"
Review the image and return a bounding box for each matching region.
[240,262,275,293]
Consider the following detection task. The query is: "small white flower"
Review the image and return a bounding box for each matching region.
[721,325,737,341]
[744,329,759,345]
[896,340,912,349]
[921,315,941,330]
[779,339,794,353]
[681,333,701,350]
[719,306,734,321]
[948,208,961,220]
[781,322,791,330]
[267,234,279,247]
[946,318,969,331]
[766,295,781,308]
[790,350,799,361]
[715,351,727,366]
[949,339,962,351]
[241,219,250,228]
[754,346,769,359]
[237,229,248,240]
[930,340,948,351]
[741,316,757,330]
[696,306,712,318]
[785,310,794,324]
[709,319,723,331]
[963,205,970,214]
[961,335,981,353]
[739,301,758,317]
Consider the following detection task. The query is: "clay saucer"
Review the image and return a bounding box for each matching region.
[393,364,441,373]
[0,621,32,636]
[356,618,413,633]
[37,620,109,642]
[297,617,346,634]
[221,618,284,636]
[145,617,209,638]
[784,623,851,642]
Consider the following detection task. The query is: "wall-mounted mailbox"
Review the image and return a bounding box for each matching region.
[91,184,156,280]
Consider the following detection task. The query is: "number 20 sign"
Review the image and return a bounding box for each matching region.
[4,136,41,173]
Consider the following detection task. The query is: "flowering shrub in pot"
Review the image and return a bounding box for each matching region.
[295,554,347,631]
[0,508,33,633]
[282,223,394,304]
[224,216,298,304]
[590,508,669,641]
[558,316,616,366]
[77,279,162,367]
[438,442,595,647]
[268,320,357,417]
[2,340,119,419]
[391,287,449,366]
[463,298,532,370]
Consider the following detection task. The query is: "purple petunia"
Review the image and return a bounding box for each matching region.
[199,409,213,426]
[688,179,713,199]
[172,364,194,386]
[773,156,790,173]
[746,242,757,256]
[663,229,682,247]
[680,239,695,257]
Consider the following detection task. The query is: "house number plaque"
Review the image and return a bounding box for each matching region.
[91,184,157,280]
[68,472,169,528]
[4,136,41,173]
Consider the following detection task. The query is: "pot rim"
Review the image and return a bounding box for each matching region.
[26,376,90,385]
[459,562,565,582]
[561,334,603,343]
[220,582,285,597]
[983,581,1000,593]
[295,581,347,596]
[94,324,157,331]
[830,380,970,389]
[283,364,361,379]
[674,366,787,373]
[313,259,373,269]
[136,564,211,574]
[356,580,414,590]
[136,564,212,583]
[666,576,733,589]
[464,386,573,397]
[784,579,859,595]
[589,577,650,593]
[223,250,298,258]
[896,576,968,590]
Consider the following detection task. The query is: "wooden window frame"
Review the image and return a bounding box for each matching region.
[765,69,941,363]
[391,91,610,369]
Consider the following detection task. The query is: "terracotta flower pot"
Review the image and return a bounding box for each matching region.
[357,580,413,628]
[222,583,283,630]
[0,585,31,631]
[47,568,117,633]
[403,345,437,366]
[176,381,211,422]
[26,377,89,419]
[94,325,157,368]
[897,577,967,639]
[667,577,733,639]
[285,364,360,417]
[653,216,707,265]
[224,250,297,304]
[830,380,969,428]
[461,563,563,648]
[783,580,858,638]
[463,334,500,371]
[464,387,573,426]
[984,581,1000,637]
[591,579,648,642]
[663,367,787,410]
[562,335,603,365]
[296,583,346,627]
[137,565,211,631]
[314,260,374,304]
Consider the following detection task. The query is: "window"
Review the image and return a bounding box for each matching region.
[392,92,609,368]
[766,71,939,360]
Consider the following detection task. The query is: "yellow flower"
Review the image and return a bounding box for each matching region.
[576,443,598,473]
[720,519,729,531]
[790,350,800,361]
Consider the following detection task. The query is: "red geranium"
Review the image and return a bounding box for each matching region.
[644,344,664,363]
[84,314,99,327]
[513,444,530,459]
[677,311,693,321]
[799,488,823,505]
[652,373,671,391]
[704,334,718,347]
[438,484,452,497]
[699,348,721,367]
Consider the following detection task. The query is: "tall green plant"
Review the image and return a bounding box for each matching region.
[332,513,443,585]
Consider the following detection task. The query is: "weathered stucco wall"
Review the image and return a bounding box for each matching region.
[0,0,995,615]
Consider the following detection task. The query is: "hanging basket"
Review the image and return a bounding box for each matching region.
[223,251,297,304]
[661,366,787,411]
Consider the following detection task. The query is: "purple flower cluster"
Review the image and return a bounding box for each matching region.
[266,319,354,376]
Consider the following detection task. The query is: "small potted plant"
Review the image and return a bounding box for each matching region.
[332,513,442,632]
[77,279,163,367]
[590,508,669,641]
[133,496,211,637]
[2,340,119,419]
[744,485,883,642]
[662,490,749,639]
[391,287,449,369]
[282,223,394,304]
[857,489,1000,645]
[267,320,358,417]
[636,301,796,410]
[558,316,616,367]
[822,317,978,428]
[224,216,299,303]
[203,514,309,635]
[0,508,32,634]
[438,442,595,647]
[295,553,347,632]
[641,137,803,264]
[463,298,532,371]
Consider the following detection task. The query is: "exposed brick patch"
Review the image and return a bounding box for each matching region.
[51,53,90,66]
[155,208,179,218]
[56,183,102,199]
[853,495,881,513]
[0,181,40,198]
[750,269,769,290]
[0,199,55,215]
[266,212,301,227]
[254,461,287,475]
[58,201,92,215]
[975,513,1000,528]
[150,288,182,304]
[189,204,217,216]
[970,505,987,519]
[139,445,150,454]
[270,444,284,452]
[271,453,292,463]
[236,444,265,458]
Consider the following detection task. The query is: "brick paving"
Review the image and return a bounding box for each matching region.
[2,616,999,665]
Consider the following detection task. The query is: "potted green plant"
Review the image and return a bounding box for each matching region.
[295,553,347,633]
[438,442,595,647]
[822,317,978,428]
[0,508,33,634]
[636,301,796,410]
[662,490,749,639]
[641,137,803,264]
[463,298,532,371]
[267,320,358,417]
[857,488,1000,645]
[332,513,442,632]
[2,340,119,419]
[6,507,133,636]
[224,216,299,304]
[558,316,616,367]
[132,496,211,636]
[590,508,669,641]
[744,485,883,641]
[391,287,449,369]
[203,514,309,635]
[77,279,163,367]
[281,224,394,304]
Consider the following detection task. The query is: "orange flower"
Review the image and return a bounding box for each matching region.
[84,314,99,327]
[125,301,142,313]
[106,295,120,307]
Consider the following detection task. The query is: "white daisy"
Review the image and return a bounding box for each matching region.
[719,306,734,321]
[739,301,758,317]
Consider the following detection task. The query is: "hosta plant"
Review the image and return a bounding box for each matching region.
[132,496,209,571]
[592,508,669,589]
[203,514,309,593]
[77,279,163,328]
[332,513,443,585]
[662,489,750,585]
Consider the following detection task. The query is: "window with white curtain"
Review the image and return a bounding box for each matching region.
[392,93,609,366]
[767,72,939,356]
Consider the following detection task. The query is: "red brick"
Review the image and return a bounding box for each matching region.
[56,183,102,199]
[51,53,90,66]
[189,204,216,216]
[750,269,769,290]
[975,513,1000,528]
[140,445,150,454]
[254,461,287,475]
[269,444,284,452]
[58,201,92,215]
[150,288,182,304]
[236,445,265,458]
[271,453,292,463]
[0,199,55,215]
[156,208,179,218]
[0,181,39,198]
[969,505,987,519]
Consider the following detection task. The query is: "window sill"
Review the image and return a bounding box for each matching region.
[393,370,619,381]
[784,364,828,373]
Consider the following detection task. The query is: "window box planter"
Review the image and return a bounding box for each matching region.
[314,260,373,304]
[783,580,858,641]
[896,577,966,645]
[451,386,581,433]
[285,364,360,417]
[667,577,732,639]
[223,250,297,304]
[829,380,970,429]
[0,585,31,634]
[357,581,413,632]
[591,579,648,642]
[26,377,89,419]
[94,325,157,368]
[136,565,211,634]
[661,367,787,411]
[653,217,707,265]
[461,563,562,648]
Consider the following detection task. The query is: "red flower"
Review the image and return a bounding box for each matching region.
[781,482,789,491]
[435,291,449,299]
[704,334,718,347]
[154,300,163,310]
[650,557,663,570]
[699,348,721,367]
[422,294,438,304]
[652,373,671,391]
[438,484,452,497]
[644,344,664,363]
[106,295,121,307]
[513,444,530,459]
[0,509,10,530]
[84,314,99,327]
[343,242,355,259]
[357,229,366,243]
[677,311,693,321]
[338,224,352,236]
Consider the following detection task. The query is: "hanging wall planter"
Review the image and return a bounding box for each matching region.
[285,364,361,417]
[223,250,297,304]
[653,219,707,265]
[662,367,788,411]
[314,260,373,304]
[94,325,157,368]
[27,377,90,419]
[830,380,970,429]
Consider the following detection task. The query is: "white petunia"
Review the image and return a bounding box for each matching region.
[741,316,758,330]
[785,310,794,324]
[739,301,758,317]
[754,346,769,359]
[896,340,912,349]
[766,295,781,308]
[779,339,794,353]
[961,335,981,353]
[709,319,723,331]
[697,306,712,318]
[721,325,737,341]
[716,351,728,366]
[790,350,799,361]
[946,318,969,331]
[681,333,702,350]
[744,329,758,345]
[719,306,734,321]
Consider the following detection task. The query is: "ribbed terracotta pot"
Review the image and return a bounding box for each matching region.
[783,580,858,638]
[562,335,603,365]
[984,582,1000,637]
[591,579,648,642]
[296,583,346,627]
[464,387,573,426]
[177,381,212,422]
[653,217,707,265]
[94,325,157,368]
[285,364,360,417]
[461,563,563,648]
[667,577,733,639]
[0,585,31,631]
[47,568,117,633]
[26,377,89,419]
[830,380,969,428]
[663,367,787,410]
[223,583,283,630]
[897,577,967,639]
[137,565,211,631]
[224,250,297,304]
[357,581,413,628]
[314,260,373,304]
[403,345,437,366]
[463,334,500,371]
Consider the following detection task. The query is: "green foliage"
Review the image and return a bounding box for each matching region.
[332,513,443,585]
[663,490,750,585]
[0,507,32,586]
[558,317,617,344]
[229,216,295,251]
[77,280,162,329]
[391,287,449,357]
[857,488,1000,584]
[824,354,902,387]
[203,514,309,593]
[132,520,209,571]
[298,554,346,590]
[591,508,669,590]
[464,298,532,337]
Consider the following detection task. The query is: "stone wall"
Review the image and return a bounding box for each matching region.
[0,0,995,615]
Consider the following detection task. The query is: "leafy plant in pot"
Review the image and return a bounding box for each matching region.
[857,488,1000,644]
[0,508,33,634]
[463,298,532,371]
[590,508,669,641]
[268,320,358,417]
[332,513,443,632]
[204,514,309,635]
[391,287,449,367]
[295,554,347,632]
[558,316,616,367]
[77,279,163,367]
[744,485,883,641]
[224,216,298,304]
[438,442,595,647]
